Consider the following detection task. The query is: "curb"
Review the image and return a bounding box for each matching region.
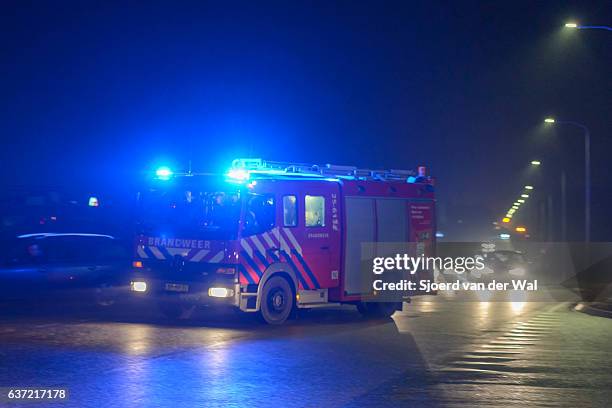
[574,302,612,318]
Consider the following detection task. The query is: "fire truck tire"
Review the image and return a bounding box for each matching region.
[357,302,400,318]
[260,276,294,325]
[158,303,196,320]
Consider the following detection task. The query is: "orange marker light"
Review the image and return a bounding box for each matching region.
[515,226,527,233]
[132,261,143,268]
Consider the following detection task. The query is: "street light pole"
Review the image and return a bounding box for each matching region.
[544,119,591,242]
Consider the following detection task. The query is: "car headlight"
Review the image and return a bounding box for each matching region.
[131,281,147,292]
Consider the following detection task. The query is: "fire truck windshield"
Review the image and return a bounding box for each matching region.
[138,186,242,240]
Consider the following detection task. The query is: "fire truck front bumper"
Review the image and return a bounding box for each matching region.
[129,275,241,308]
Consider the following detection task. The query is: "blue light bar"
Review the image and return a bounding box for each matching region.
[227,168,250,181]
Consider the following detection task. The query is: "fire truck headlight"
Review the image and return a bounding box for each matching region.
[208,287,234,298]
[131,281,147,292]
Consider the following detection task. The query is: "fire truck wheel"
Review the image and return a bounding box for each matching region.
[158,303,196,320]
[357,302,400,318]
[260,276,294,325]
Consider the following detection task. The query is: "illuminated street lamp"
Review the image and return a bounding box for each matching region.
[531,160,541,166]
[544,117,591,242]
[525,185,534,190]
[564,22,612,31]
[521,194,529,198]
[518,199,525,203]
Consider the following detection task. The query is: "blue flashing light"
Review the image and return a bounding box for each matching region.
[227,168,250,181]
[88,196,99,207]
[407,176,417,183]
[499,233,511,240]
[155,166,173,180]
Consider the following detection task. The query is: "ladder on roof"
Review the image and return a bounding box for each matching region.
[231,158,419,181]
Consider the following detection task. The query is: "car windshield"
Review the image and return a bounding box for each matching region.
[493,251,525,265]
[138,183,242,240]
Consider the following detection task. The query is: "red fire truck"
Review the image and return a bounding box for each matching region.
[131,159,436,324]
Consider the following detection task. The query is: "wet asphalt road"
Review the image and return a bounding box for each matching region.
[0,290,611,408]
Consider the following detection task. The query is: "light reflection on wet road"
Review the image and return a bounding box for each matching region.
[0,291,610,407]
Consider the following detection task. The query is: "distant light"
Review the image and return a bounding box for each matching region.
[132,261,143,268]
[208,287,234,298]
[435,231,445,238]
[518,199,525,203]
[500,233,511,240]
[525,185,534,190]
[502,217,511,223]
[514,202,521,206]
[515,226,527,233]
[407,176,417,183]
[565,22,578,28]
[88,196,99,207]
[131,281,147,292]
[509,266,526,276]
[531,160,541,166]
[155,166,173,180]
[521,194,529,198]
[512,206,519,210]
[544,118,556,123]
[227,168,250,181]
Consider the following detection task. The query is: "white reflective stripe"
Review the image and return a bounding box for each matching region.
[209,251,224,263]
[278,233,291,254]
[250,235,267,256]
[262,231,275,248]
[149,246,165,260]
[241,239,253,258]
[283,228,302,255]
[273,227,283,246]
[190,249,210,262]
[137,247,148,258]
[167,248,188,257]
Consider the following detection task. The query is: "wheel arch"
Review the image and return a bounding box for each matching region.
[255,262,298,311]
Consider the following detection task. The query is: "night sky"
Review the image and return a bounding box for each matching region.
[1,1,611,239]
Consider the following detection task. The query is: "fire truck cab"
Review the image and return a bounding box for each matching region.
[131,159,436,324]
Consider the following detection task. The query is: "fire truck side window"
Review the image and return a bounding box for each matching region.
[243,194,276,236]
[305,195,325,227]
[282,195,297,227]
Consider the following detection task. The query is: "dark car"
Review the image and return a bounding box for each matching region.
[478,250,528,282]
[0,233,131,305]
